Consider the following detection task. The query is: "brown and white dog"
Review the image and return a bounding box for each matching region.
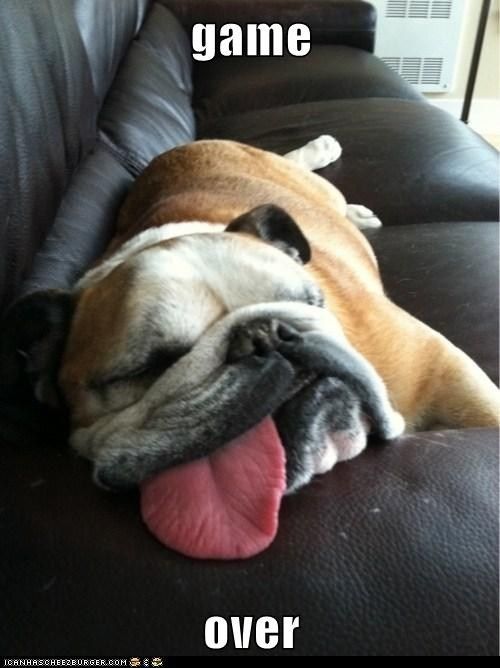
[3,137,499,497]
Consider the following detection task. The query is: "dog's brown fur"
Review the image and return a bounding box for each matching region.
[63,140,500,431]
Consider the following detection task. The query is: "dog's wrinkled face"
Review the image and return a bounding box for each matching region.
[60,206,323,427]
[0,205,403,495]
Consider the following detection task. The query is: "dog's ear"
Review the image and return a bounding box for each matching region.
[226,204,311,264]
[0,290,74,407]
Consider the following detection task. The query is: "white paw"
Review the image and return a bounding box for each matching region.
[346,204,383,230]
[284,134,342,171]
[384,412,405,440]
[309,134,342,167]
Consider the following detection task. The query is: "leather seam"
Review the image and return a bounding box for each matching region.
[96,132,145,177]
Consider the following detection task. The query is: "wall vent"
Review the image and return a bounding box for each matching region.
[421,57,444,84]
[386,0,453,19]
[431,1,453,19]
[381,56,444,87]
[386,0,407,17]
[374,0,464,92]
[409,1,431,19]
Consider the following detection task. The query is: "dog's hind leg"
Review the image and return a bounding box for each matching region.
[425,335,500,429]
[284,135,342,171]
[360,299,500,430]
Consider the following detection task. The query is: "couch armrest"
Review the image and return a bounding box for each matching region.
[160,0,377,52]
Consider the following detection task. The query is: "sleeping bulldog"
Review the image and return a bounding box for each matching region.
[2,137,498,559]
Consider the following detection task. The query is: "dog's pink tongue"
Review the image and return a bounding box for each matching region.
[140,417,286,560]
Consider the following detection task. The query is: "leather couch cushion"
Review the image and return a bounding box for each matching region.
[74,0,150,108]
[99,2,196,176]
[0,419,497,655]
[20,147,134,296]
[16,2,195,300]
[365,223,499,385]
[199,98,499,226]
[0,0,96,312]
[194,46,423,125]
[0,0,195,312]
[0,0,157,313]
[161,0,377,52]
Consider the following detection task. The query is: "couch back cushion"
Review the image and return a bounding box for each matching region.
[0,0,150,312]
[20,2,195,299]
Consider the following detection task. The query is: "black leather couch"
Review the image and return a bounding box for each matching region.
[1,0,498,656]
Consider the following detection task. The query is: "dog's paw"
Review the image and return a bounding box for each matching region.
[346,204,383,230]
[308,135,343,168]
[382,411,406,440]
[284,135,342,171]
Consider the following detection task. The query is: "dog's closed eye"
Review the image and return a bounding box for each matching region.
[90,345,190,389]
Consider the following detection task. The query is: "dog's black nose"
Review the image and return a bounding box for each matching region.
[226,318,301,363]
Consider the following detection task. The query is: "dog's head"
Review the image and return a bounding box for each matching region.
[1,204,403,499]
